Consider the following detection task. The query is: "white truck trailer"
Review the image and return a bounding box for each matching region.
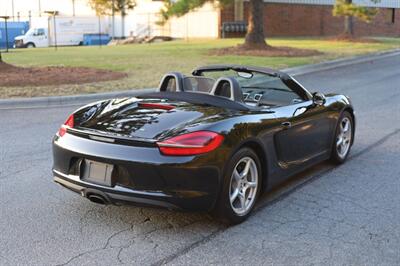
[14,16,108,48]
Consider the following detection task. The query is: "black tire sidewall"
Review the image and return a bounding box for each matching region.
[214,147,262,224]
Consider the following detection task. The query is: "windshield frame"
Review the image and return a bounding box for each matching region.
[192,65,312,102]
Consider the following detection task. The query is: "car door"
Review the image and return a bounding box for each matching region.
[35,28,48,47]
[272,99,332,167]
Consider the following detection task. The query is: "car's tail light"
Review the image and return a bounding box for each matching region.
[157,131,224,156]
[58,114,74,137]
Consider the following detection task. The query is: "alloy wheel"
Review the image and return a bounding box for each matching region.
[229,156,258,216]
[336,117,352,159]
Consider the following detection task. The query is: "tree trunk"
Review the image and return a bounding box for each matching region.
[244,0,268,48]
[121,12,125,39]
[0,51,2,62]
[343,16,354,36]
[121,0,125,39]
[343,0,354,37]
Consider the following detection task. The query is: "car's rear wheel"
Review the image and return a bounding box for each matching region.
[331,111,353,164]
[213,147,262,224]
[26,43,35,48]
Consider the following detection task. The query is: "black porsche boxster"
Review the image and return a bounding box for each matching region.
[52,65,355,224]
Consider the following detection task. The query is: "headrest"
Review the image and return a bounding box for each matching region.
[210,77,243,103]
[158,72,185,92]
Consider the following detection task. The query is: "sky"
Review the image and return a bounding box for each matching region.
[0,0,93,18]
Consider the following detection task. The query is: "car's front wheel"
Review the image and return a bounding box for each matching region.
[213,147,262,224]
[331,111,353,164]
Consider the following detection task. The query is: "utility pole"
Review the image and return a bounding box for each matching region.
[44,11,59,51]
[72,0,76,16]
[98,15,102,48]
[11,0,15,21]
[121,0,125,39]
[0,16,10,52]
[39,0,42,17]
[53,14,57,50]
[147,13,150,37]
[5,17,9,52]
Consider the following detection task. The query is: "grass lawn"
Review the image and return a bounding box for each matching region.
[1,37,399,98]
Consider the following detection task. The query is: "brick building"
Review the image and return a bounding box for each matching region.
[1,0,398,38]
[221,0,400,37]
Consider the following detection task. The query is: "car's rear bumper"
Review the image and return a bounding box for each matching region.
[54,171,186,210]
[52,132,225,211]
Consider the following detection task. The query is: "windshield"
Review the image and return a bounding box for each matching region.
[200,70,305,107]
[25,28,35,36]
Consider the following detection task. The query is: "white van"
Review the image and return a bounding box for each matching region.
[14,28,48,48]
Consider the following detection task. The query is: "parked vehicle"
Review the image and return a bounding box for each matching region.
[14,17,108,48]
[0,21,29,49]
[52,65,355,224]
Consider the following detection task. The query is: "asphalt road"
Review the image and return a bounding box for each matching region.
[1,54,400,266]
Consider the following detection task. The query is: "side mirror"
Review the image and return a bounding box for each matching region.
[312,92,326,106]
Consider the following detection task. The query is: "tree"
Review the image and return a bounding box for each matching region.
[333,0,379,37]
[89,0,136,16]
[245,0,267,48]
[161,0,268,49]
[88,0,136,37]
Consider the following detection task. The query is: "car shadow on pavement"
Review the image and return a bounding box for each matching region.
[54,160,333,265]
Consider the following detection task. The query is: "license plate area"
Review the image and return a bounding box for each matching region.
[81,159,114,187]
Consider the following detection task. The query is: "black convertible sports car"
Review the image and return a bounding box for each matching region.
[53,65,355,224]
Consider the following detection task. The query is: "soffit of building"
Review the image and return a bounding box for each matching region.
[262,0,400,9]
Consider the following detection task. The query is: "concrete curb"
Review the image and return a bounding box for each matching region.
[283,48,400,76]
[2,48,399,109]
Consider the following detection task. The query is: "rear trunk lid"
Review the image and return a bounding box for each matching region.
[73,97,226,141]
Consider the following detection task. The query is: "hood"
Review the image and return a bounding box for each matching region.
[14,35,25,41]
[73,97,231,140]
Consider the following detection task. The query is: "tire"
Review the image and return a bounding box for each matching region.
[330,111,353,164]
[213,147,262,225]
[26,43,35,48]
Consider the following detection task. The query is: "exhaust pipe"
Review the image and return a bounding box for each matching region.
[87,194,107,205]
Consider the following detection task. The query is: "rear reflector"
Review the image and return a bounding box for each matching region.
[157,131,224,156]
[138,102,175,110]
[58,114,74,137]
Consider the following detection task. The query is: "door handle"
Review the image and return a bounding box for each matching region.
[281,121,291,129]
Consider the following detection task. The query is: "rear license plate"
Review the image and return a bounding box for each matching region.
[81,160,113,187]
